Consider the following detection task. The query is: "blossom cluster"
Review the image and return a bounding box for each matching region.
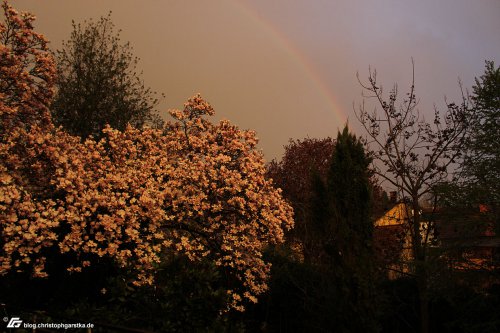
[0,2,293,311]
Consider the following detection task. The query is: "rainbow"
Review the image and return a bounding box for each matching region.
[232,0,346,126]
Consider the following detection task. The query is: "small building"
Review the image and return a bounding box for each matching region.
[374,201,500,285]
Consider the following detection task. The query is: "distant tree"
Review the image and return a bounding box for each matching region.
[51,13,163,139]
[328,126,372,261]
[465,61,499,272]
[266,137,335,261]
[432,61,500,292]
[355,61,471,333]
[256,128,378,332]
[267,135,386,263]
[462,60,499,222]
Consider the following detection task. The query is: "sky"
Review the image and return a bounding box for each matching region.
[10,0,500,160]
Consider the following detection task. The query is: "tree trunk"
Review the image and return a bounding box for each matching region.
[418,270,429,333]
[412,197,429,333]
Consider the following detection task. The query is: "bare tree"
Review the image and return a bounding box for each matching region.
[354,60,471,333]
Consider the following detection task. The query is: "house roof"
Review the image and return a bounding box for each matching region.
[374,202,408,227]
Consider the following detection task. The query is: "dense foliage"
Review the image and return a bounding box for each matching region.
[312,126,377,332]
[266,137,335,261]
[462,61,499,228]
[251,128,378,332]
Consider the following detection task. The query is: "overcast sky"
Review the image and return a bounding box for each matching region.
[10,0,500,160]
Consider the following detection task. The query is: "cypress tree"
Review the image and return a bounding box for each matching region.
[310,125,378,332]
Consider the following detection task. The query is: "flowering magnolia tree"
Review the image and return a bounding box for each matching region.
[0,2,293,311]
[0,1,55,133]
